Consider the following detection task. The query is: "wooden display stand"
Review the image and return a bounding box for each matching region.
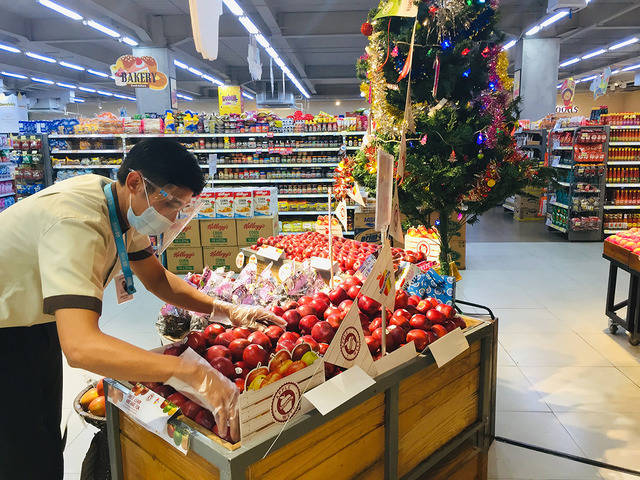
[106,318,496,480]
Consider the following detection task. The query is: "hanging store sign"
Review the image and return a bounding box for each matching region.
[218,86,243,115]
[110,55,168,90]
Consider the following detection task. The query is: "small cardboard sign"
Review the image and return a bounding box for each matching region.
[390,187,404,243]
[303,366,375,415]
[359,241,396,312]
[428,328,469,368]
[257,245,284,262]
[375,149,394,231]
[335,199,348,231]
[374,341,417,376]
[235,251,245,269]
[310,256,339,273]
[347,183,366,207]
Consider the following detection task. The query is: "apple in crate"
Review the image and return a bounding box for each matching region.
[264,325,285,346]
[328,287,349,306]
[194,409,215,431]
[166,392,188,409]
[186,331,207,353]
[310,298,329,317]
[247,331,271,350]
[209,357,235,379]
[406,329,430,351]
[205,345,232,362]
[232,327,252,339]
[243,344,268,368]
[311,321,335,344]
[227,339,250,362]
[204,323,225,344]
[269,305,285,317]
[299,315,320,335]
[163,344,186,356]
[213,331,236,348]
[182,401,203,420]
[282,310,301,332]
[358,296,381,316]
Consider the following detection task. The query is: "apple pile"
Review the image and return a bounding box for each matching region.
[607,228,640,255]
[253,232,426,274]
[79,378,106,417]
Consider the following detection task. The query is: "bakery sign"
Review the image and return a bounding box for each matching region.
[110,55,168,89]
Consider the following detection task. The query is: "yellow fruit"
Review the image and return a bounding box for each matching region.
[80,388,98,410]
[89,396,106,417]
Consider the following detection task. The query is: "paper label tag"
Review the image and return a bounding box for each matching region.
[309,256,338,272]
[374,341,417,376]
[303,366,375,415]
[335,200,348,231]
[258,245,284,261]
[208,154,217,176]
[235,251,245,269]
[355,253,376,281]
[115,273,134,304]
[428,328,469,368]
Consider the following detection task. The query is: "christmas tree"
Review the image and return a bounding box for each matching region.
[351,0,551,273]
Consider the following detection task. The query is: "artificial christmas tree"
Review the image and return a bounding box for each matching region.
[351,0,551,272]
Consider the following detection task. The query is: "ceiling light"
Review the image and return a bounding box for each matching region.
[609,37,639,51]
[222,0,243,16]
[97,90,113,96]
[582,49,606,60]
[255,34,270,49]
[525,25,540,36]
[335,100,341,106]
[622,63,640,71]
[502,40,517,50]
[242,92,254,100]
[581,75,597,82]
[78,86,96,92]
[0,43,20,53]
[612,69,621,74]
[38,0,82,21]
[173,59,189,69]
[124,96,136,101]
[177,93,193,100]
[31,77,54,84]
[239,16,259,35]
[559,57,580,68]
[73,97,85,103]
[121,36,138,47]
[202,74,224,86]
[187,66,203,76]
[113,93,129,99]
[59,61,84,71]
[25,51,56,63]
[87,69,109,78]
[86,20,120,38]
[1,71,27,79]
[540,10,570,28]
[57,82,76,89]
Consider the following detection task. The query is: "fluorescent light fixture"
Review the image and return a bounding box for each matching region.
[239,16,259,35]
[177,93,193,100]
[274,57,286,69]
[59,61,84,71]
[174,59,189,69]
[576,75,597,83]
[202,74,224,86]
[612,69,621,74]
[1,71,27,79]
[73,98,85,103]
[187,66,204,76]
[87,69,109,78]
[609,37,639,51]
[242,92,254,100]
[540,10,570,28]
[502,39,517,50]
[0,43,20,53]
[622,63,640,71]
[121,36,138,47]
[26,51,56,63]
[582,48,606,60]
[78,86,96,92]
[559,57,580,68]
[57,82,76,89]
[124,96,136,101]
[113,93,129,99]
[255,34,270,49]
[86,20,120,38]
[38,0,82,21]
[265,46,278,59]
[289,76,310,99]
[222,0,243,15]
[525,25,540,36]
[31,77,54,84]
[97,90,113,96]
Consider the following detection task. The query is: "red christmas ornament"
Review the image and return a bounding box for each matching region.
[361,22,373,36]
[481,46,490,58]
[461,48,470,56]
[429,6,438,15]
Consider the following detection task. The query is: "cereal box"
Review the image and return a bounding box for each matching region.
[215,191,234,218]
[234,190,253,218]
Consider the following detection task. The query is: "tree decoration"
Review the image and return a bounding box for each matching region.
[352,0,552,273]
[361,22,374,36]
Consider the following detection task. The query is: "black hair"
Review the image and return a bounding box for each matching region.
[117,138,205,195]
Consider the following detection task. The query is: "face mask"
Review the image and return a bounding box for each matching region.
[127,189,174,236]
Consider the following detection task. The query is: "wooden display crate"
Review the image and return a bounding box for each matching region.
[106,317,496,480]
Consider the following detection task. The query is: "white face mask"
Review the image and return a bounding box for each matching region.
[127,188,174,236]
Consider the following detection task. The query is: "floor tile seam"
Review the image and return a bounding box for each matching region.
[512,364,554,412]
[571,331,619,368]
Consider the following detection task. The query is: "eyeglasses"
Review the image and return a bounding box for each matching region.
[131,170,198,216]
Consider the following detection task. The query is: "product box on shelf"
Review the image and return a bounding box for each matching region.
[165,247,204,274]
[253,188,277,217]
[202,246,241,272]
[514,194,543,221]
[199,219,237,246]
[236,217,278,246]
[233,190,253,218]
[172,220,201,247]
[215,192,235,218]
[354,209,380,243]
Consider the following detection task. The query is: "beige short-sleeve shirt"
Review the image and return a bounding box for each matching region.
[0,174,152,328]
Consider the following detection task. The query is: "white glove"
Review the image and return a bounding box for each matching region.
[166,348,239,442]
[211,299,287,332]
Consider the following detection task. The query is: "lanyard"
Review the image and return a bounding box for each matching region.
[103,183,136,294]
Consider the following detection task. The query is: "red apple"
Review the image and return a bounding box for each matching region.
[194,409,215,431]
[394,291,409,310]
[342,276,363,289]
[204,323,225,344]
[426,309,446,324]
[393,308,412,323]
[182,401,203,420]
[206,345,232,363]
[436,303,455,319]
[247,331,271,350]
[328,287,349,306]
[299,315,320,335]
[390,315,410,330]
[326,313,342,330]
[297,335,319,352]
[269,305,285,317]
[387,324,406,350]
[282,300,299,311]
[324,305,342,320]
[416,300,431,314]
[243,344,269,368]
[186,331,208,352]
[425,297,440,308]
[314,292,331,305]
[347,285,361,299]
[425,330,439,344]
[297,304,317,318]
[163,344,186,356]
[431,324,447,338]
[285,360,307,376]
[310,299,329,317]
[453,316,467,329]
[442,319,457,332]
[276,339,296,352]
[358,295,381,316]
[311,321,336,344]
[282,310,301,332]
[234,361,251,379]
[408,295,421,307]
[209,356,235,378]
[227,339,250,362]
[369,316,382,332]
[365,335,380,354]
[232,327,252,339]
[409,314,430,330]
[318,342,329,355]
[264,325,285,346]
[298,295,314,306]
[338,299,354,313]
[279,331,300,344]
[406,329,429,351]
[213,331,236,348]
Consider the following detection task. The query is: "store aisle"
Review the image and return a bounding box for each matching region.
[61,226,640,479]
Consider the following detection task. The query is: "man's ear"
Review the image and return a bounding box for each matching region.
[125,171,144,195]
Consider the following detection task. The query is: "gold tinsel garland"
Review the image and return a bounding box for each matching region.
[496,51,512,91]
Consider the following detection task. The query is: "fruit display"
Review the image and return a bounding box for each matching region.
[78,378,107,418]
[606,228,640,255]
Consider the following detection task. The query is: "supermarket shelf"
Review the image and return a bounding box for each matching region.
[279,193,330,198]
[604,205,640,210]
[280,208,356,216]
[609,142,640,146]
[553,164,573,169]
[519,144,544,149]
[48,134,120,138]
[281,230,355,236]
[53,164,120,169]
[556,181,571,187]
[50,149,123,154]
[607,161,640,165]
[604,229,626,234]
[610,126,640,130]
[209,178,334,184]
[50,131,366,139]
[0,192,15,198]
[606,183,640,187]
[550,201,569,209]
[548,223,568,233]
[552,146,573,151]
[553,127,579,132]
[190,147,344,154]
[210,163,338,169]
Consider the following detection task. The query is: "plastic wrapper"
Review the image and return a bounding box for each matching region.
[156,304,192,339]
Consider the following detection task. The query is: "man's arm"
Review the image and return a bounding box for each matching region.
[130,254,213,314]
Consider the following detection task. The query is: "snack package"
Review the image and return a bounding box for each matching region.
[215,191,234,218]
[233,190,253,218]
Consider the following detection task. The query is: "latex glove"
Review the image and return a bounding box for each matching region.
[166,348,239,442]
[211,299,287,332]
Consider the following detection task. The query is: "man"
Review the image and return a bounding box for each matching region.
[0,139,282,479]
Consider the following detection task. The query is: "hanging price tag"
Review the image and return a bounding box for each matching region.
[428,328,469,368]
[257,245,284,261]
[335,199,348,231]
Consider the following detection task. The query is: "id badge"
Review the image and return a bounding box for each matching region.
[115,273,134,304]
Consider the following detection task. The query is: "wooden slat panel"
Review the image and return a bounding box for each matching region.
[415,441,483,480]
[398,368,480,476]
[121,436,184,480]
[399,342,481,413]
[247,394,385,480]
[120,414,220,480]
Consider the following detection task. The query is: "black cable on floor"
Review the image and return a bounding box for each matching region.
[495,436,640,477]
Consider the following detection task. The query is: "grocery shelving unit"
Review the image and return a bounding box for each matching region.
[2,134,53,204]
[503,129,547,214]
[545,125,608,241]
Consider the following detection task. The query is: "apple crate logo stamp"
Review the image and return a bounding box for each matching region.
[271,382,301,423]
[340,326,361,361]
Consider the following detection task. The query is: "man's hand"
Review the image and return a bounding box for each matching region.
[211,300,287,332]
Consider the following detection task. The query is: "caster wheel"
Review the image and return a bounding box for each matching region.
[629,336,640,346]
[609,323,619,334]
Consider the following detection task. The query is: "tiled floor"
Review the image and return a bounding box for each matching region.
[61,208,640,479]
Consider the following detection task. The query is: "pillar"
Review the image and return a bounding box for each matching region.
[513,38,560,121]
[132,47,176,115]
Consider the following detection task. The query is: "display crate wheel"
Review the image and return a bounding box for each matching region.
[609,321,619,334]
[73,384,106,429]
[629,335,640,346]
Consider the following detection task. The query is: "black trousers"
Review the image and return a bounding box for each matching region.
[0,322,63,480]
